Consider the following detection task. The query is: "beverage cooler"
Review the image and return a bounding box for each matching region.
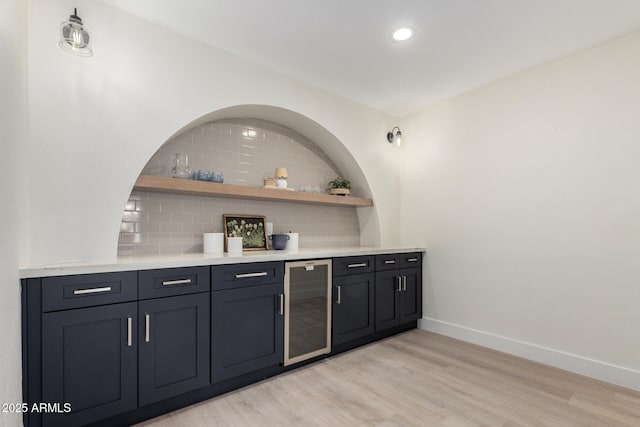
[284,260,332,366]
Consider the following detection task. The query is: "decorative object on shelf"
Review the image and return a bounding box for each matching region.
[59,8,93,57]
[263,178,276,187]
[269,234,290,250]
[226,237,243,253]
[386,126,403,146]
[328,177,351,196]
[299,184,321,193]
[195,170,211,181]
[211,172,224,183]
[172,153,193,179]
[223,214,268,251]
[195,170,224,183]
[203,232,224,254]
[274,167,288,189]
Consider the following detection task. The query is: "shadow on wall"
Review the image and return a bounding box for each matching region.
[119,105,380,256]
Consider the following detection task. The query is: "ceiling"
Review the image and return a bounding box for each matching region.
[102,0,640,117]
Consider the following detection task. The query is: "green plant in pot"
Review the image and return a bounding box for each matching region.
[328,177,351,196]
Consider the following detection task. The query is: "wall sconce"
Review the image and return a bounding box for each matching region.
[386,126,402,146]
[59,8,93,57]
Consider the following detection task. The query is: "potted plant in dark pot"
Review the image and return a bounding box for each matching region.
[328,177,351,196]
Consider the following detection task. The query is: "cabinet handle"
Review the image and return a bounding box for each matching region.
[407,258,418,262]
[162,278,192,286]
[235,272,268,279]
[145,314,150,343]
[336,286,341,304]
[278,294,284,316]
[384,260,396,264]
[127,317,132,347]
[347,263,367,268]
[73,286,112,295]
[396,277,402,292]
[403,276,407,291]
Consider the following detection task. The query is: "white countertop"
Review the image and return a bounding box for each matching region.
[19,246,426,278]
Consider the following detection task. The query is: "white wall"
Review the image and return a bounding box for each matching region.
[401,32,640,390]
[0,0,28,425]
[26,0,402,266]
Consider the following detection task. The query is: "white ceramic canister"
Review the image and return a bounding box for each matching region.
[203,233,224,254]
[284,232,299,250]
[227,237,243,253]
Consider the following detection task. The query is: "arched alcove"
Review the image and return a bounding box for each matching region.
[119,105,379,256]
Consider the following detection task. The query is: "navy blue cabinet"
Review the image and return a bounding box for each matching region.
[332,272,375,345]
[139,293,210,406]
[374,253,422,332]
[37,269,211,426]
[42,302,138,427]
[211,283,284,382]
[211,262,285,383]
[332,256,375,346]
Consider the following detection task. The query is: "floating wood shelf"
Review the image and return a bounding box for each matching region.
[133,175,374,208]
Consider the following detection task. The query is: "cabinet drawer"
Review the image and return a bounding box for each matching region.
[212,262,284,290]
[400,252,422,269]
[42,271,137,312]
[332,256,374,276]
[375,254,401,271]
[139,266,210,299]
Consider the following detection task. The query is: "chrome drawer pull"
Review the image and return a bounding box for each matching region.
[145,314,150,343]
[235,272,268,279]
[127,317,132,347]
[162,279,192,286]
[73,286,112,295]
[384,260,396,264]
[407,258,418,262]
[347,263,367,268]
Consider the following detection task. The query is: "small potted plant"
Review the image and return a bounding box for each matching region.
[328,177,351,196]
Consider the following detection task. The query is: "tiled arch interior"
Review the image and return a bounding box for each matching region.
[118,118,361,256]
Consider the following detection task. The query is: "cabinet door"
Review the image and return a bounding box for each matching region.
[374,270,401,332]
[42,303,137,427]
[332,273,374,345]
[399,268,422,324]
[139,293,210,406]
[212,283,284,382]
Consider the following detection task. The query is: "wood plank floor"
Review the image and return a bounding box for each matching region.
[136,330,640,426]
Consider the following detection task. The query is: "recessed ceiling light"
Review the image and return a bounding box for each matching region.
[391,27,413,42]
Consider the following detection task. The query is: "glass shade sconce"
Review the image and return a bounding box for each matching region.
[59,8,93,57]
[387,126,402,146]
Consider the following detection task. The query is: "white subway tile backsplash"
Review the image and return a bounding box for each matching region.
[118,118,360,256]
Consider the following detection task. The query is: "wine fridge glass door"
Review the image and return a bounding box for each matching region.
[284,259,332,366]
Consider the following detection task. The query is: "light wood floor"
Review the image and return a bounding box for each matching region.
[136,330,640,426]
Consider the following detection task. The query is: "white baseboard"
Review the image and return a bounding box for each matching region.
[419,317,640,392]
